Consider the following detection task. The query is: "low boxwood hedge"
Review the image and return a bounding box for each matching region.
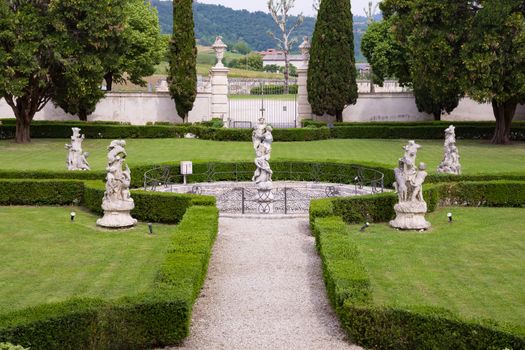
[312,217,525,349]
[310,181,525,348]
[0,179,215,224]
[0,206,219,349]
[4,119,525,141]
[310,180,525,226]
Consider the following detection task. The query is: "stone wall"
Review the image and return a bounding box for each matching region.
[0,92,212,125]
[2,91,525,125]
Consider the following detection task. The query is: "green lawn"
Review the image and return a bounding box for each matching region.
[347,207,525,326]
[0,206,174,314]
[0,138,524,175]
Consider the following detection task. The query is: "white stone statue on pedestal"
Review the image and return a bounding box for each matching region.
[97,140,137,228]
[252,118,274,213]
[390,140,431,230]
[65,128,90,171]
[437,125,462,175]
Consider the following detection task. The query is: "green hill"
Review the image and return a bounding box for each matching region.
[151,1,373,62]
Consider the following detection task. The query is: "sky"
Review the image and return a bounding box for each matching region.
[196,0,375,17]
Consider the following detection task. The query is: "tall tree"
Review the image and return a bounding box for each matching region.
[104,0,164,91]
[267,0,304,94]
[380,0,468,121]
[0,0,55,143]
[49,0,127,121]
[462,0,525,144]
[53,0,163,121]
[363,1,379,93]
[0,0,124,142]
[168,0,197,123]
[307,0,357,122]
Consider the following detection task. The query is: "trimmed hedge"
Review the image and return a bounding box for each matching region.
[0,179,215,224]
[250,84,298,95]
[310,180,525,348]
[4,119,525,141]
[0,206,219,349]
[310,181,525,226]
[312,217,525,349]
[0,122,330,142]
[301,119,525,141]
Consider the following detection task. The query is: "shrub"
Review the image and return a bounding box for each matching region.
[310,181,525,226]
[313,216,525,349]
[0,206,219,349]
[250,84,298,95]
[0,179,84,206]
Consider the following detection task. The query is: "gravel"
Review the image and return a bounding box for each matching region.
[169,217,363,350]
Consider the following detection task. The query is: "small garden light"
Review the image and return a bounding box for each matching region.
[70,211,76,222]
[148,223,153,235]
[360,222,370,232]
[448,212,453,223]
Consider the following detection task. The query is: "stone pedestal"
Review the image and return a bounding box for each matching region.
[297,65,313,123]
[97,200,137,228]
[390,201,431,230]
[210,66,229,123]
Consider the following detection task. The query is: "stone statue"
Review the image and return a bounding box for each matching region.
[390,140,431,230]
[437,125,461,175]
[252,118,273,190]
[97,140,137,228]
[65,128,90,171]
[252,118,274,213]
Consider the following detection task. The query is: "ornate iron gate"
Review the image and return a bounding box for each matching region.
[228,80,298,129]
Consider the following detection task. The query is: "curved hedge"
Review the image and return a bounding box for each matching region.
[310,180,525,226]
[0,206,219,349]
[310,180,525,348]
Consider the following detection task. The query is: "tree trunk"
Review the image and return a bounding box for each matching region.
[104,72,113,91]
[15,114,31,144]
[284,51,290,95]
[369,68,375,93]
[78,110,88,122]
[336,109,343,123]
[433,111,441,121]
[491,100,516,144]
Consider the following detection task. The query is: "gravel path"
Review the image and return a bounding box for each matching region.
[173,217,362,350]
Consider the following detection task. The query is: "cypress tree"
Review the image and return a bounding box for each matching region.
[307,0,357,122]
[168,0,197,123]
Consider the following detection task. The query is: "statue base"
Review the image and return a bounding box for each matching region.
[390,201,431,230]
[97,200,137,229]
[257,186,274,214]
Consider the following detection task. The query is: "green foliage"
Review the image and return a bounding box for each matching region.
[250,84,298,95]
[0,206,219,349]
[310,181,525,227]
[308,0,358,121]
[312,215,525,349]
[0,343,28,350]
[0,180,84,206]
[227,53,264,71]
[168,0,197,122]
[151,1,369,61]
[462,0,525,144]
[263,64,280,73]
[361,19,409,87]
[232,40,252,55]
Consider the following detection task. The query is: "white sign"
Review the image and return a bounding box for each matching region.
[180,161,193,175]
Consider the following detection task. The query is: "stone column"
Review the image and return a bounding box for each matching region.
[297,37,313,124]
[210,36,230,125]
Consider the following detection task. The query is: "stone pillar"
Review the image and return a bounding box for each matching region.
[210,66,229,121]
[211,36,230,125]
[298,37,313,124]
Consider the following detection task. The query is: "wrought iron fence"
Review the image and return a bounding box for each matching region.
[143,162,385,194]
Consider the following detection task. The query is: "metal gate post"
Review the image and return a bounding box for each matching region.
[241,188,245,214]
[284,187,288,214]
